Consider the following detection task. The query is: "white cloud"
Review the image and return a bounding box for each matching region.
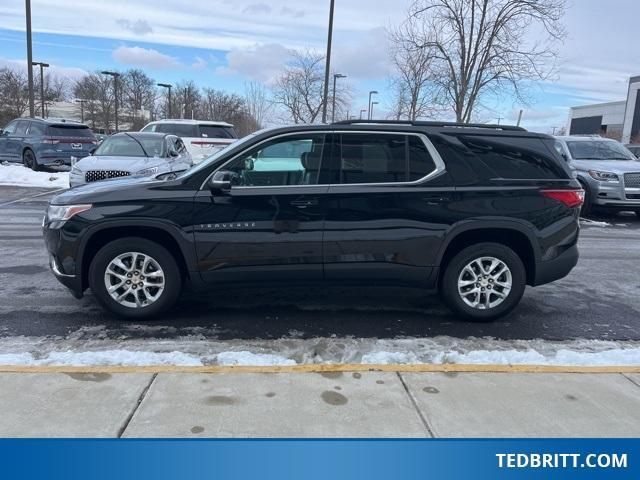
[111,46,182,70]
[192,56,207,71]
[333,27,392,80]
[216,43,292,82]
[242,3,272,15]
[116,18,153,35]
[0,57,87,81]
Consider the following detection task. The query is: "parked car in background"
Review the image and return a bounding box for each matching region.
[69,132,191,187]
[0,118,96,170]
[45,120,582,321]
[554,136,640,216]
[141,119,236,163]
[625,144,640,158]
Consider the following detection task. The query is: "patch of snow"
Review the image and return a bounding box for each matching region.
[361,351,420,364]
[580,218,611,227]
[0,350,203,366]
[215,351,297,366]
[1,333,640,367]
[0,164,69,188]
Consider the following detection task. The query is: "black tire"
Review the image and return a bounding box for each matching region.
[440,242,526,322]
[88,237,182,319]
[22,149,39,171]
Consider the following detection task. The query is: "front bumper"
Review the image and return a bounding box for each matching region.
[589,179,640,208]
[43,222,84,298]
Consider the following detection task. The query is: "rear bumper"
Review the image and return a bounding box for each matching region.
[533,244,579,286]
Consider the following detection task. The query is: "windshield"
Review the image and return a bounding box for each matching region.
[94,135,165,158]
[566,140,637,161]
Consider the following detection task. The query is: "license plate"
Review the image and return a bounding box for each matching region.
[71,143,82,149]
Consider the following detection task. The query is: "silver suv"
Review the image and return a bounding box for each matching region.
[554,136,640,216]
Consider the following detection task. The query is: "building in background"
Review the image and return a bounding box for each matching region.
[567,75,640,143]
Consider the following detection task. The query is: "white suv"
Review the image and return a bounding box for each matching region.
[141,119,237,163]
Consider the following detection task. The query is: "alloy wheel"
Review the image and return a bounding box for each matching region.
[457,256,512,310]
[103,252,165,308]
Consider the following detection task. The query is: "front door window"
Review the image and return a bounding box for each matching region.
[224,134,326,187]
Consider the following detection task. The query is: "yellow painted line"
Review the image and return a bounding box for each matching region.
[0,364,638,374]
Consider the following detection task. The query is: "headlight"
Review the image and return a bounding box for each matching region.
[588,170,619,182]
[136,166,159,176]
[46,204,92,222]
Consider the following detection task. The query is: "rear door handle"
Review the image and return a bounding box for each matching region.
[290,198,319,208]
[423,196,451,205]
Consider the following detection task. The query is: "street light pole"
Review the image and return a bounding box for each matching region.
[101,71,121,132]
[157,83,173,118]
[25,0,35,117]
[75,99,88,122]
[367,90,378,120]
[32,62,49,118]
[321,0,335,124]
[359,109,366,120]
[331,73,346,123]
[370,101,379,120]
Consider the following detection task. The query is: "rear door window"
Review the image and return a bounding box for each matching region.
[336,133,437,184]
[15,120,29,135]
[457,135,566,179]
[2,121,18,135]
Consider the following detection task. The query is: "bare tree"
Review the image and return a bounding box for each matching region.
[243,81,271,128]
[0,67,29,126]
[73,72,114,132]
[388,18,439,120]
[271,50,351,124]
[122,69,155,129]
[403,0,566,123]
[172,80,201,119]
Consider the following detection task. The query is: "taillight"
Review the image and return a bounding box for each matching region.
[540,189,585,208]
[42,138,60,145]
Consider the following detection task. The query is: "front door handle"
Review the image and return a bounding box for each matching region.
[423,196,451,206]
[290,198,319,208]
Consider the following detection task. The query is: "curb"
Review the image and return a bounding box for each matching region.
[0,364,638,374]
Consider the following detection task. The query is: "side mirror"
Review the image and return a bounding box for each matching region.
[89,148,96,155]
[208,170,232,194]
[169,148,180,158]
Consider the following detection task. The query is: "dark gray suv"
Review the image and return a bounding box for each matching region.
[0,117,97,170]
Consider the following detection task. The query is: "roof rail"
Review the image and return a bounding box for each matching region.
[331,119,527,132]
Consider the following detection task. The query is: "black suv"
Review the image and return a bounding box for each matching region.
[43,121,583,321]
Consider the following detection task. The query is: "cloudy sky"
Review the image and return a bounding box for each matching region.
[0,0,637,132]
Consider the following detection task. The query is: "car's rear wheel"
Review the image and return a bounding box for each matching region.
[22,149,39,171]
[89,237,182,319]
[440,243,526,322]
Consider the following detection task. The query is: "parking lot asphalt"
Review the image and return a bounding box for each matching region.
[1,185,640,344]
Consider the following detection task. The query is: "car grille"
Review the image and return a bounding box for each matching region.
[85,170,131,183]
[624,173,640,188]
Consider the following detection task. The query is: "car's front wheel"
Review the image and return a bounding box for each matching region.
[22,149,39,171]
[440,243,526,322]
[89,237,182,319]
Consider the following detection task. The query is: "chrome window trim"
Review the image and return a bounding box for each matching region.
[200,130,447,191]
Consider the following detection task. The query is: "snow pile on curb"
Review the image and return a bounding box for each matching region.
[1,332,640,367]
[215,351,297,366]
[0,164,69,188]
[0,350,203,366]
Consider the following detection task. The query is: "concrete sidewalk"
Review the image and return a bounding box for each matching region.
[1,370,639,437]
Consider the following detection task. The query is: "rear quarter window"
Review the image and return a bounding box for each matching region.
[457,135,567,179]
[199,125,236,139]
